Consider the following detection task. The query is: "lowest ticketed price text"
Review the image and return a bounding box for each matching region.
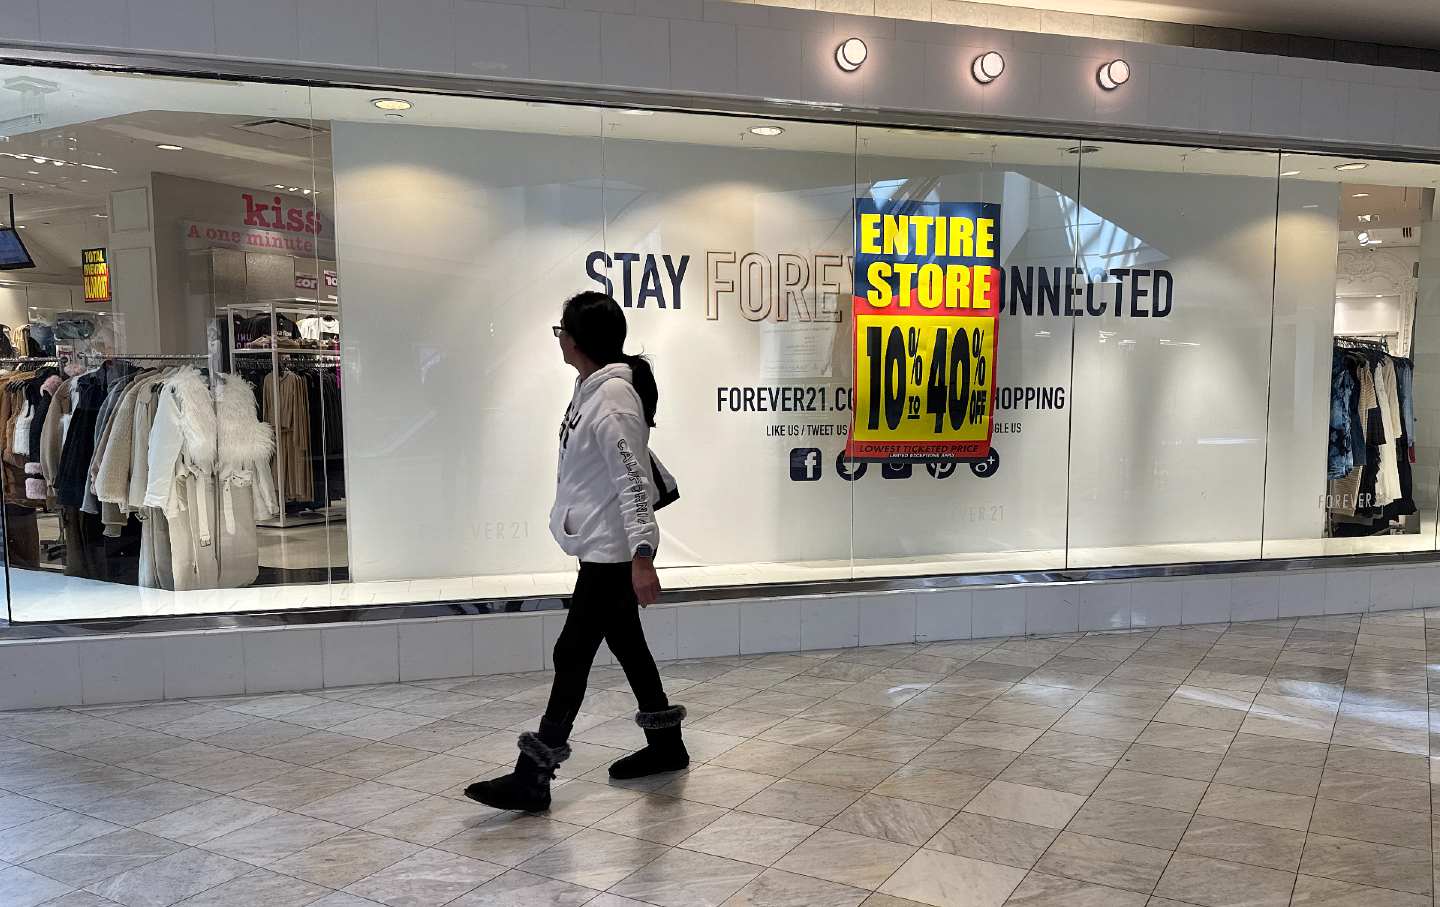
[846,199,1001,462]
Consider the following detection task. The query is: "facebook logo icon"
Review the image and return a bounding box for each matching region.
[789,448,822,481]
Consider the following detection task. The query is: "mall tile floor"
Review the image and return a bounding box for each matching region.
[0,612,1438,907]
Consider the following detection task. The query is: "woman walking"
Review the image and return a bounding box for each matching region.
[466,291,687,812]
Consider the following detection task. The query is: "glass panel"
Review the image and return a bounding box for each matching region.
[310,90,606,603]
[598,110,858,589]
[850,129,1081,579]
[1066,144,1282,570]
[0,63,326,620]
[1264,155,1440,557]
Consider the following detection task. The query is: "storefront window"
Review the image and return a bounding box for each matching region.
[1265,156,1440,557]
[1065,144,1282,568]
[2,58,1439,623]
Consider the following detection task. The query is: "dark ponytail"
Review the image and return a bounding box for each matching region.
[561,291,659,427]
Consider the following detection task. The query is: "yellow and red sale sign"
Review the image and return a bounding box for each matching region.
[846,199,1000,462]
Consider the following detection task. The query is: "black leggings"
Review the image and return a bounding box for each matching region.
[544,561,669,735]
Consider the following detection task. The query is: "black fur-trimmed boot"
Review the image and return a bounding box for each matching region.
[464,717,571,812]
[609,705,689,780]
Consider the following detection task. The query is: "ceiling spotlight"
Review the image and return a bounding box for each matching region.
[155,144,184,151]
[1280,170,1301,176]
[1335,162,1368,172]
[620,109,654,116]
[749,125,785,137]
[1352,192,1370,197]
[302,188,312,195]
[836,37,868,72]
[372,98,412,111]
[972,51,1005,84]
[1357,231,1371,243]
[1097,59,1130,90]
[1357,214,1376,222]
[272,184,286,189]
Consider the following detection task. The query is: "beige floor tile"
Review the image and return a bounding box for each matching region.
[267,829,421,888]
[827,795,956,846]
[1213,754,1322,796]
[436,814,583,868]
[1152,853,1295,907]
[542,779,642,825]
[759,719,858,750]
[1177,815,1306,871]
[1317,768,1431,812]
[516,828,668,890]
[1072,693,1163,722]
[1091,769,1208,813]
[710,739,821,777]
[1133,722,1234,755]
[876,849,1026,907]
[1323,746,1429,782]
[1022,732,1129,768]
[829,730,934,764]
[84,848,253,907]
[1034,831,1171,894]
[943,721,1044,753]
[592,795,729,845]
[1066,799,1192,850]
[1003,870,1148,906]
[657,766,776,808]
[1196,783,1314,831]
[449,868,599,907]
[1307,798,1430,849]
[866,765,988,810]
[772,828,916,890]
[679,811,817,866]
[1116,744,1222,782]
[996,756,1108,796]
[1048,712,1148,743]
[788,753,901,792]
[196,812,346,867]
[738,779,861,825]
[924,812,1058,869]
[1224,733,1329,767]
[1298,834,1433,896]
[343,849,504,906]
[609,847,760,907]
[1152,702,1246,733]
[970,701,1066,731]
[961,781,1084,830]
[909,742,1018,779]
[721,867,869,907]
[1288,873,1432,906]
[20,828,183,887]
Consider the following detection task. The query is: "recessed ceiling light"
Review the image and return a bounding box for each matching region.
[155,144,184,151]
[1280,170,1301,176]
[1335,162,1368,172]
[835,37,868,72]
[1352,192,1370,197]
[372,98,412,111]
[25,171,37,176]
[1357,231,1371,243]
[93,213,108,219]
[1303,204,1319,208]
[273,184,286,189]
[972,51,1005,84]
[1097,59,1130,90]
[620,109,654,116]
[749,125,785,137]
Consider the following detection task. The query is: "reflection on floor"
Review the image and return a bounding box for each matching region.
[11,523,1440,621]
[0,608,1431,906]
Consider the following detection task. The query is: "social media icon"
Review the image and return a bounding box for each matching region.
[789,448,822,481]
[926,460,958,479]
[882,460,913,480]
[836,451,867,481]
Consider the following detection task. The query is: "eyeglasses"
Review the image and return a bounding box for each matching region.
[552,325,563,338]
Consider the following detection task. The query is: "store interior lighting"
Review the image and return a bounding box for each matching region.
[1097,59,1130,90]
[749,125,785,137]
[836,37,868,72]
[371,98,412,111]
[972,51,1005,84]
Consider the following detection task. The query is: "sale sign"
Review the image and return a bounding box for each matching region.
[846,199,1000,462]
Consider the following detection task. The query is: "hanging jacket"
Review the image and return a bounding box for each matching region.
[549,362,661,563]
[143,368,277,590]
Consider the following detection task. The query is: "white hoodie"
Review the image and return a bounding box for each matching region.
[549,362,661,563]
